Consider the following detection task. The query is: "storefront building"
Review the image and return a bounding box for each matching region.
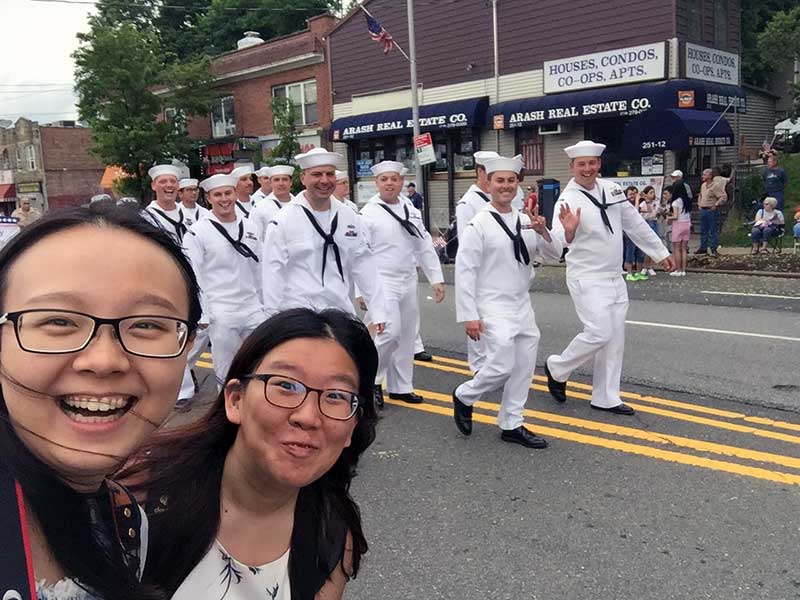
[328,0,765,233]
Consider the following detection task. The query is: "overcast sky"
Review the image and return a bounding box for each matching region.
[0,0,94,125]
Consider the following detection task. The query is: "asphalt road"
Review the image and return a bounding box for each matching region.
[182,272,800,600]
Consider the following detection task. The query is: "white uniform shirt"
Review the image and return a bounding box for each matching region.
[251,188,269,206]
[455,184,492,239]
[143,201,190,243]
[550,178,670,281]
[456,205,562,322]
[235,197,254,218]
[250,193,294,241]
[360,194,444,284]
[179,202,211,228]
[262,192,388,323]
[185,214,263,321]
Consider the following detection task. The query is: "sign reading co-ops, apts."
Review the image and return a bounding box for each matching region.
[543,42,665,94]
[413,133,436,166]
[685,43,739,86]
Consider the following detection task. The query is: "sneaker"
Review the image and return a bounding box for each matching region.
[625,273,637,282]
[647,269,657,276]
[669,271,681,277]
[679,271,687,276]
[634,272,649,281]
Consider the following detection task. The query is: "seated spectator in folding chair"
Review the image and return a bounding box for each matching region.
[793,205,800,241]
[750,196,785,254]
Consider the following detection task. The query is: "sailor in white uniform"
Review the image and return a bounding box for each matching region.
[185,174,265,387]
[178,178,210,227]
[249,165,295,241]
[545,141,675,414]
[230,164,255,218]
[334,170,359,212]
[452,155,562,448]
[262,147,388,332]
[251,166,272,206]
[144,164,192,244]
[360,161,445,405]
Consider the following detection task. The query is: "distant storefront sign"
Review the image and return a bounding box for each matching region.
[414,132,436,166]
[685,43,739,86]
[16,182,42,194]
[356,159,373,178]
[543,42,666,94]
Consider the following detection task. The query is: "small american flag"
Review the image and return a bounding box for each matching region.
[365,13,394,55]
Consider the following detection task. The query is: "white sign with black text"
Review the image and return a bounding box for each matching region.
[543,43,666,94]
[685,43,739,86]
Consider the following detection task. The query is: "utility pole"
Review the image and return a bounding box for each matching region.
[492,0,500,151]
[407,0,427,226]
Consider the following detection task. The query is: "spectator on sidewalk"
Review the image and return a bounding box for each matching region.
[11,197,42,227]
[696,168,727,256]
[750,196,785,253]
[793,205,800,240]
[659,187,674,252]
[669,170,693,204]
[525,182,538,211]
[623,185,646,281]
[763,153,788,211]
[667,183,692,276]
[638,185,660,277]
[406,182,424,211]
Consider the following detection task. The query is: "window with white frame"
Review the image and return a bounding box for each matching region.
[26,145,36,170]
[211,96,236,138]
[272,79,318,126]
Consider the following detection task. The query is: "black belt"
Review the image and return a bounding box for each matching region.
[378,202,422,238]
[489,211,530,265]
[301,207,344,284]
[236,201,250,217]
[209,220,259,262]
[578,188,627,235]
[150,207,189,242]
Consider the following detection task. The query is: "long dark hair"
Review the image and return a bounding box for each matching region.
[128,308,379,597]
[0,205,202,600]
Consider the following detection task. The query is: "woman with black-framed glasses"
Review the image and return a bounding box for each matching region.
[124,308,379,600]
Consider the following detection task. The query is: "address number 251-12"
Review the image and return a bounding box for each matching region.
[642,141,667,150]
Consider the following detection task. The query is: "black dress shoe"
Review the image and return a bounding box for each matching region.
[389,392,423,404]
[414,351,433,362]
[500,426,548,449]
[374,384,384,409]
[591,402,635,415]
[452,388,472,436]
[544,361,567,403]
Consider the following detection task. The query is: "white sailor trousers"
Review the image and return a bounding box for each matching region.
[455,305,540,431]
[178,326,211,401]
[374,274,419,394]
[547,276,629,408]
[209,308,267,388]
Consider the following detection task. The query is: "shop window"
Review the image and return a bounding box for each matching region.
[585,119,639,176]
[714,0,728,48]
[515,129,543,175]
[688,2,702,42]
[354,135,414,173]
[211,95,236,138]
[26,145,36,170]
[272,80,318,126]
[431,129,476,173]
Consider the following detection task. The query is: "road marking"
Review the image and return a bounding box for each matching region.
[384,397,800,486]
[625,320,800,343]
[414,388,800,471]
[701,290,800,301]
[415,359,800,445]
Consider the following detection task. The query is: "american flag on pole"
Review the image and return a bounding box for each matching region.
[365,13,395,55]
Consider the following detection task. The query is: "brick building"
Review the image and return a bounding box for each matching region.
[0,118,104,214]
[177,14,337,175]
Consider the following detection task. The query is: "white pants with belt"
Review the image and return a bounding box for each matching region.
[375,275,419,395]
[455,306,540,431]
[547,276,629,409]
[208,309,266,388]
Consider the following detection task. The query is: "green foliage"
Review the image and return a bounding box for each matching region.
[73,16,215,199]
[266,97,303,193]
[741,0,797,87]
[757,5,800,117]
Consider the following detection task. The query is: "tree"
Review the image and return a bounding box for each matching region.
[73,17,216,199]
[758,5,800,117]
[266,97,303,193]
[740,0,796,87]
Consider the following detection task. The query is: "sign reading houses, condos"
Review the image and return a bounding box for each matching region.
[685,43,739,86]
[543,43,666,94]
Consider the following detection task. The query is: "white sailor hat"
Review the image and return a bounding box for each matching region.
[400,167,409,177]
[229,164,255,179]
[200,174,237,192]
[564,140,606,158]
[294,147,342,170]
[370,160,405,177]
[178,178,198,190]
[484,155,524,175]
[269,165,295,178]
[473,151,500,166]
[148,164,182,181]
[335,170,349,182]
[254,166,271,178]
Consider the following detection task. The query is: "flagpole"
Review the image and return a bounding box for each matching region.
[359,4,411,61]
[406,0,427,228]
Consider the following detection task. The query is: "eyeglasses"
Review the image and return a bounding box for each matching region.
[0,309,191,358]
[240,373,360,421]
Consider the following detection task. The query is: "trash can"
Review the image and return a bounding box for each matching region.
[536,179,560,228]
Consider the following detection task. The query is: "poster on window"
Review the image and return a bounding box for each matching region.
[641,154,664,175]
[607,176,664,202]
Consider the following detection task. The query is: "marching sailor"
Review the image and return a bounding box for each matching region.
[545,141,675,414]
[251,166,273,206]
[144,164,192,243]
[452,155,562,448]
[455,150,499,372]
[334,169,359,212]
[185,174,265,387]
[230,164,255,217]
[262,147,388,331]
[250,165,296,241]
[178,178,210,227]
[360,160,445,405]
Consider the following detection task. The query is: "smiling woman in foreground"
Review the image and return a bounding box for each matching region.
[128,308,379,600]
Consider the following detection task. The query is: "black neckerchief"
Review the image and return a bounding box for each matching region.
[273,198,283,210]
[378,202,422,238]
[0,467,35,598]
[489,211,530,265]
[236,201,250,217]
[180,206,200,224]
[577,186,628,235]
[150,207,189,242]
[208,220,259,262]
[475,190,491,203]
[301,206,344,284]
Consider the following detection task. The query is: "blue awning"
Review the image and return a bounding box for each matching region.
[623,109,734,154]
[487,79,745,130]
[331,96,489,141]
